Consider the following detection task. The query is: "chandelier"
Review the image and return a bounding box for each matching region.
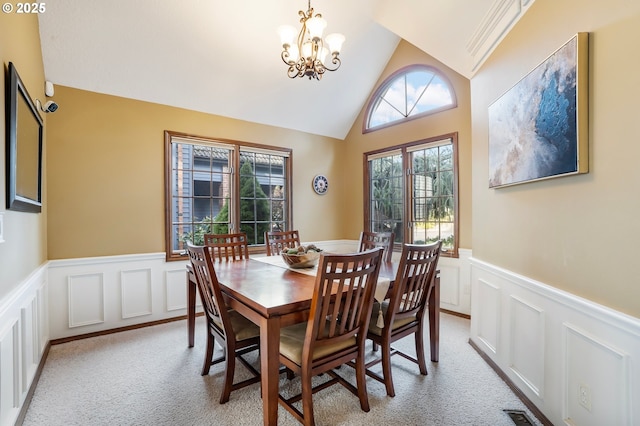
[278,1,345,80]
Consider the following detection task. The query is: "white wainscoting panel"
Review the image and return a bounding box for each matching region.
[20,299,37,396]
[166,268,190,312]
[563,323,630,426]
[470,257,640,426]
[45,242,474,343]
[120,268,152,319]
[474,278,501,354]
[48,253,191,340]
[0,264,48,426]
[0,318,20,426]
[68,273,104,328]
[509,295,544,398]
[46,244,472,339]
[438,263,460,307]
[439,248,471,315]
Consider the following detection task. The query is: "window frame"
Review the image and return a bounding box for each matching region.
[164,131,293,261]
[363,132,459,258]
[362,64,458,134]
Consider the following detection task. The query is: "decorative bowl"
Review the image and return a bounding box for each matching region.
[281,251,321,269]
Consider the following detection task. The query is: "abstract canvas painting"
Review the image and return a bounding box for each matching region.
[488,33,589,188]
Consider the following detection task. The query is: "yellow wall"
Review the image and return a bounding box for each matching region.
[341,40,473,249]
[46,87,345,259]
[7,1,637,320]
[46,41,473,261]
[471,1,640,317]
[0,13,47,300]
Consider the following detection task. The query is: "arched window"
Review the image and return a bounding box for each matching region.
[364,65,457,132]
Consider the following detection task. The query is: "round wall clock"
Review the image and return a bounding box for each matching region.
[312,174,329,195]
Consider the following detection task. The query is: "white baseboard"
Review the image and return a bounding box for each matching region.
[470,257,640,426]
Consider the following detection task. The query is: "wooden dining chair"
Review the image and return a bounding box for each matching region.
[364,240,442,397]
[203,232,250,261]
[264,229,301,256]
[186,242,261,404]
[277,247,384,426]
[358,230,395,262]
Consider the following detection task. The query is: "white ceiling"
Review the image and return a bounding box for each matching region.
[38,0,499,140]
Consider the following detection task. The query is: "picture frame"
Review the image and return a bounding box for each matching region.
[5,62,43,212]
[488,33,589,188]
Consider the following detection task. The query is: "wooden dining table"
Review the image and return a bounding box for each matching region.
[186,256,440,426]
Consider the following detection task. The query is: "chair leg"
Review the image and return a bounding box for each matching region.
[201,333,215,376]
[301,368,316,426]
[286,367,295,380]
[415,325,428,375]
[355,352,370,412]
[220,347,234,404]
[372,341,379,352]
[381,338,395,397]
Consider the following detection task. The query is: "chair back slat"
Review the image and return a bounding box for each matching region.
[309,248,383,349]
[389,241,442,323]
[358,231,395,262]
[186,242,230,338]
[204,232,250,261]
[264,230,301,255]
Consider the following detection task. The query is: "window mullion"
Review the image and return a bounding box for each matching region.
[402,148,411,245]
[407,73,435,117]
[230,146,240,232]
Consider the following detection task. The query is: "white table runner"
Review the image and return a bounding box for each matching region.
[253,255,390,327]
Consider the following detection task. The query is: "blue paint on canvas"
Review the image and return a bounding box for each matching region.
[534,69,577,176]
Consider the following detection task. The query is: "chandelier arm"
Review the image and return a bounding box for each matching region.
[322,54,341,72]
[286,65,300,79]
[281,50,295,66]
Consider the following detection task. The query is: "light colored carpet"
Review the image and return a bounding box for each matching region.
[22,313,542,426]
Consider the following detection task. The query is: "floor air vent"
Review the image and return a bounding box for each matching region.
[504,409,535,425]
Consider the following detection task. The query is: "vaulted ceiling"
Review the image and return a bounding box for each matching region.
[37,0,532,139]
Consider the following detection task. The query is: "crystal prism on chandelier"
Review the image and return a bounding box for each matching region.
[278,1,345,80]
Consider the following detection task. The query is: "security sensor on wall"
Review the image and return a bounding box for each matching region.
[45,81,54,97]
[36,99,59,113]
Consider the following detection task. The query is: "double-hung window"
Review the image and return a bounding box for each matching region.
[365,134,459,257]
[164,131,292,260]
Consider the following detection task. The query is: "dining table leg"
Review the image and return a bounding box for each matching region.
[260,315,281,426]
[428,273,440,362]
[187,271,196,348]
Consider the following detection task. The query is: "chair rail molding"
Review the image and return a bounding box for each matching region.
[470,257,640,426]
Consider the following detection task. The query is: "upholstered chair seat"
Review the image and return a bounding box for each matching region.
[367,301,417,336]
[279,322,357,364]
[212,310,260,342]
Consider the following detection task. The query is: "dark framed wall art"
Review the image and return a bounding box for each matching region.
[488,33,589,188]
[5,62,43,212]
